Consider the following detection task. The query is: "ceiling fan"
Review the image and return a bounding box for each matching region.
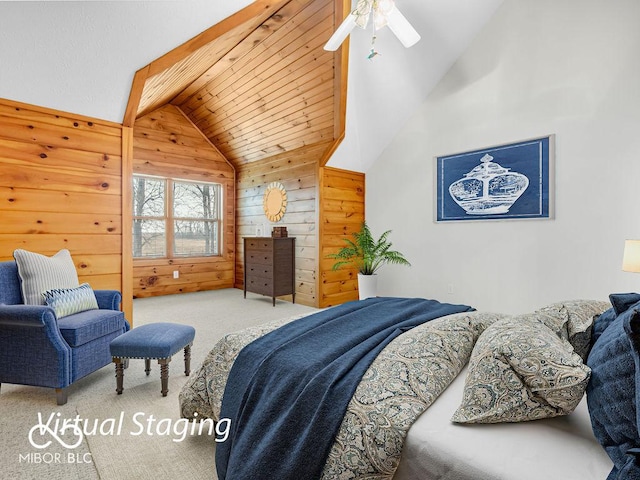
[323,0,421,53]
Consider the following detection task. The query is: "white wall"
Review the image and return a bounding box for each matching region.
[0,1,252,122]
[366,0,640,314]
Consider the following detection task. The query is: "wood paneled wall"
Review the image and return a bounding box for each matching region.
[236,141,331,307]
[318,166,365,307]
[0,98,363,314]
[132,105,236,297]
[0,98,132,320]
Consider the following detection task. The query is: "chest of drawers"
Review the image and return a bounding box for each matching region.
[243,237,295,306]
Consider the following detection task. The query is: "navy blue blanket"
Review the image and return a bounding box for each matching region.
[216,297,473,480]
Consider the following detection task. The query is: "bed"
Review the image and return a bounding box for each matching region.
[179,295,639,480]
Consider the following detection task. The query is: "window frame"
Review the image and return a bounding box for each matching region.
[132,174,223,260]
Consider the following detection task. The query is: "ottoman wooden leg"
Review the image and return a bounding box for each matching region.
[114,358,125,394]
[158,358,170,397]
[145,358,151,376]
[184,344,191,376]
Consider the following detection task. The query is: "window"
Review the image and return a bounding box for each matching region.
[132,175,222,258]
[173,180,221,257]
[132,176,166,257]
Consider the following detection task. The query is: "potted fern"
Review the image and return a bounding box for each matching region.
[328,222,411,299]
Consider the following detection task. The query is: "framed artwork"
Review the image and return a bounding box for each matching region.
[435,135,554,222]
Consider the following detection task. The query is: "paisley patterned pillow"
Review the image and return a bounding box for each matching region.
[535,299,610,360]
[451,315,591,424]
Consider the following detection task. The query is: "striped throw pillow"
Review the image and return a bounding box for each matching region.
[43,283,99,319]
[13,249,80,305]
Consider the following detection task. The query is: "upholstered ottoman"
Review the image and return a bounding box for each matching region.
[110,322,195,397]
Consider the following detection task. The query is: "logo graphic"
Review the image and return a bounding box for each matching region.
[28,413,83,449]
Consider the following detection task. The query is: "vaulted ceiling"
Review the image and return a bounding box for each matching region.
[125,0,347,168]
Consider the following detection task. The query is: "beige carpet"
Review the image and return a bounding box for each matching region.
[0,289,317,479]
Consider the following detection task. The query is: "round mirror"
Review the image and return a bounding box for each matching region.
[263,182,287,222]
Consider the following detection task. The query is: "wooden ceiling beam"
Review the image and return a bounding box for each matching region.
[123,0,292,124]
[147,0,292,78]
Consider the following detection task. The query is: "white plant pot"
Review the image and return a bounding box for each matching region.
[358,273,378,300]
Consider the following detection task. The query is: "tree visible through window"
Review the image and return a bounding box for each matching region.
[132,175,222,258]
[133,176,166,257]
[173,180,220,256]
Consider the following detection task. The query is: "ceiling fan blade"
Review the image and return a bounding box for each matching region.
[323,12,358,51]
[386,5,421,48]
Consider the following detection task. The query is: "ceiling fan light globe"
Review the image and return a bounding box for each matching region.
[377,0,395,16]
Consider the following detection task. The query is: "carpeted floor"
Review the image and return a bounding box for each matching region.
[0,289,317,480]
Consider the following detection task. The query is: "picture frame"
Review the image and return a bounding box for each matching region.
[435,135,554,222]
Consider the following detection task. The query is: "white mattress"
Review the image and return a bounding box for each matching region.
[393,366,613,480]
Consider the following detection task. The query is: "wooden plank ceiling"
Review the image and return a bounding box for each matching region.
[127,0,345,167]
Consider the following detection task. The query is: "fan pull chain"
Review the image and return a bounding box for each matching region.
[368,18,380,60]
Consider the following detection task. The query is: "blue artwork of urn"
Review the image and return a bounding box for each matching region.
[435,136,553,222]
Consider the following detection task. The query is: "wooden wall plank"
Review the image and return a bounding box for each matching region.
[81,273,124,291]
[1,210,121,235]
[318,166,365,307]
[121,126,134,323]
[0,253,122,281]
[0,114,121,156]
[0,187,121,215]
[0,99,128,318]
[0,138,121,175]
[0,98,122,135]
[235,141,326,307]
[132,104,236,298]
[132,255,235,298]
[0,234,121,256]
[0,162,121,195]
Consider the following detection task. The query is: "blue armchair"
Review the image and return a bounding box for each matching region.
[0,260,130,404]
